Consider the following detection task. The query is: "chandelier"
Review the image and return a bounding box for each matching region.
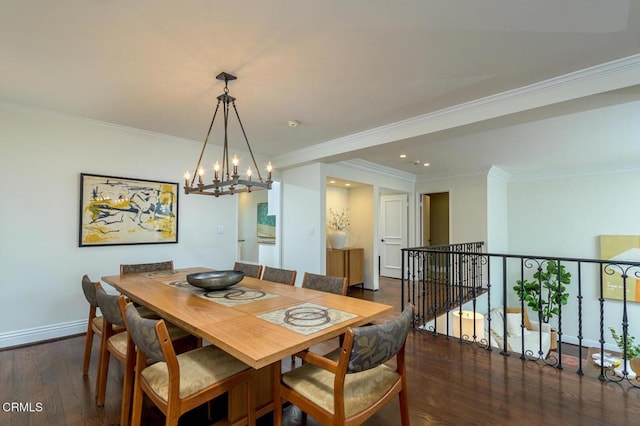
[184,72,272,197]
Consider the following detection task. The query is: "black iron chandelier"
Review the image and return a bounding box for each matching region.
[184,72,272,197]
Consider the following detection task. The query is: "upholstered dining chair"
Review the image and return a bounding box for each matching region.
[233,262,263,279]
[124,302,256,426]
[94,285,195,414]
[260,266,297,286]
[274,305,413,426]
[301,272,348,296]
[120,260,174,275]
[119,261,176,318]
[81,275,124,376]
[295,272,349,364]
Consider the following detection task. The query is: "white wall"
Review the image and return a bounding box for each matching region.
[415,173,488,245]
[281,163,324,285]
[0,104,239,346]
[348,186,374,288]
[238,190,268,262]
[508,169,640,346]
[486,167,510,307]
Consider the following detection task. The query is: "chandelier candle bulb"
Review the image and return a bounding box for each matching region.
[232,156,239,176]
[267,162,272,180]
[247,167,252,180]
[214,162,220,180]
[184,171,190,188]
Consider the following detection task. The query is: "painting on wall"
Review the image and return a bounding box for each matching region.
[600,235,640,302]
[257,202,276,239]
[79,173,178,246]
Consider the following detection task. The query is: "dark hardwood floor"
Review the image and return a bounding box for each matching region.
[2,277,640,425]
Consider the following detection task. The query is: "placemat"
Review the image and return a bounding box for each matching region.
[257,302,357,335]
[157,278,278,307]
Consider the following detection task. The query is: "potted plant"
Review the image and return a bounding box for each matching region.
[609,327,640,378]
[327,208,350,249]
[513,260,571,350]
[513,260,571,324]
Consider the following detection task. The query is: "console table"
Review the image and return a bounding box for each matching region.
[326,247,365,287]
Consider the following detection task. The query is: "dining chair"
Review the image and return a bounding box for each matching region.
[124,302,256,426]
[260,266,297,286]
[301,272,348,296]
[81,275,124,376]
[274,305,413,426]
[295,272,349,364]
[94,285,196,413]
[120,260,174,275]
[233,262,263,279]
[119,261,176,318]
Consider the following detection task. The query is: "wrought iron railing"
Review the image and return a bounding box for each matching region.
[401,243,640,388]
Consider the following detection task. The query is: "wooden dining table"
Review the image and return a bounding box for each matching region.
[102,267,393,423]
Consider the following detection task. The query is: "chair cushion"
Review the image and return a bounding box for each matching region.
[108,331,129,356]
[91,316,124,333]
[141,345,249,401]
[282,349,400,418]
[92,316,105,331]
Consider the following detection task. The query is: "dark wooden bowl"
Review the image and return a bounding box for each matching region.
[186,270,244,290]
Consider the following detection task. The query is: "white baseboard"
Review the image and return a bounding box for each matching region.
[560,334,619,352]
[0,320,87,349]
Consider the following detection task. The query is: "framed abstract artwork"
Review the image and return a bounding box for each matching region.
[79,173,178,247]
[256,202,276,239]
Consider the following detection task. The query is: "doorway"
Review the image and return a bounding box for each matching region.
[422,192,449,246]
[379,192,408,279]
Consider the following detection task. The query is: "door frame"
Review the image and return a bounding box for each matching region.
[420,191,451,247]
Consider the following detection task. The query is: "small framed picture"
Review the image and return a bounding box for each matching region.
[257,202,275,239]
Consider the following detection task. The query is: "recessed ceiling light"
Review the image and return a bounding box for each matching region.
[288,120,301,128]
[400,154,407,158]
[424,163,430,167]
[329,180,336,184]
[345,183,351,187]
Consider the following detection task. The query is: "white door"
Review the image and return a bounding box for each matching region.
[379,194,408,278]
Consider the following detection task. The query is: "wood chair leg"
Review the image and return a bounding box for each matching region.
[130,359,145,426]
[95,334,110,406]
[82,323,95,375]
[165,407,180,426]
[120,349,135,426]
[399,387,410,426]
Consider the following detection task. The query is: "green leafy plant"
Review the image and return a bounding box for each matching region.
[513,260,571,323]
[609,328,640,360]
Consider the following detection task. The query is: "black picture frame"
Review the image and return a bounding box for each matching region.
[79,173,178,247]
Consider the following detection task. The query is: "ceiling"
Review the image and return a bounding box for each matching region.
[2,0,640,179]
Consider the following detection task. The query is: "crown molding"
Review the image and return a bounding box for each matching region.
[510,162,640,182]
[415,166,495,183]
[275,53,640,169]
[487,166,512,183]
[340,159,417,182]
